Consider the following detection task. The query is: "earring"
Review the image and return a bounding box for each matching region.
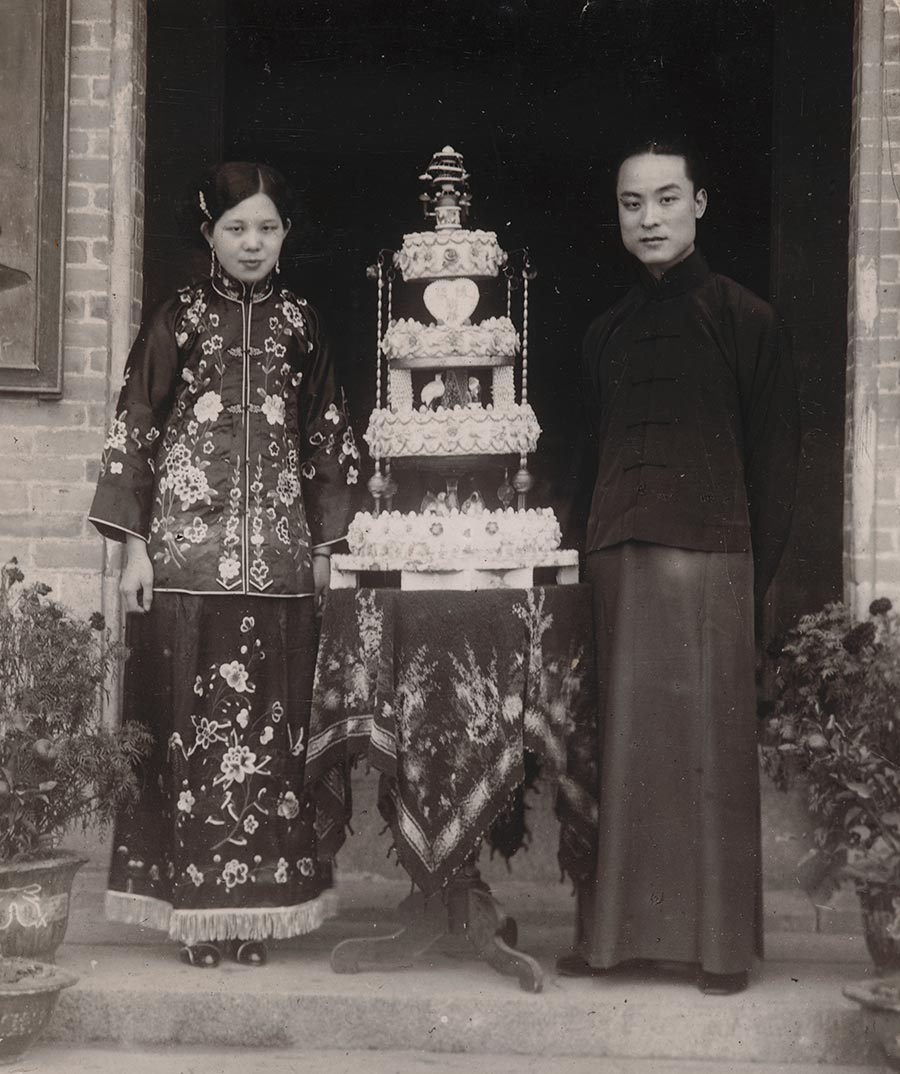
[275,257,281,276]
[209,246,217,276]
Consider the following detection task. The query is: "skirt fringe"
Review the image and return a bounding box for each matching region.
[105,887,338,945]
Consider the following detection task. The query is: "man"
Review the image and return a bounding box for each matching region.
[563,140,799,994]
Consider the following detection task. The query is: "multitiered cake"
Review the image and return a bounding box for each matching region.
[331,145,577,589]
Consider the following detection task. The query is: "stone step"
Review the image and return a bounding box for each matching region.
[24,1044,887,1074]
[46,919,880,1067]
[67,867,867,943]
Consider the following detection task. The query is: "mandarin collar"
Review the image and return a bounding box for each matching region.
[211,264,275,304]
[639,248,710,301]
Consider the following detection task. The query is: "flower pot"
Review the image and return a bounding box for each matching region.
[844,977,900,1070]
[859,887,900,974]
[0,851,88,961]
[0,958,77,1061]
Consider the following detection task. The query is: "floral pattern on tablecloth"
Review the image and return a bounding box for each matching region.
[306,586,599,894]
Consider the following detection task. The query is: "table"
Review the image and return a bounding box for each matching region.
[306,585,599,991]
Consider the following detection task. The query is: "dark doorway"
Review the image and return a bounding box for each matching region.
[143,0,850,630]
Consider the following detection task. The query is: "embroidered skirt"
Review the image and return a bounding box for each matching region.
[577,542,760,975]
[105,593,335,945]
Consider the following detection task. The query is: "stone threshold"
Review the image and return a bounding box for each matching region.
[48,924,879,1066]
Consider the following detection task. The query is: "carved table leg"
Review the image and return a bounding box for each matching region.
[466,886,543,993]
[330,891,446,973]
[329,859,541,991]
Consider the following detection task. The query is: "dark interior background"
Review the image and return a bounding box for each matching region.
[143,0,851,638]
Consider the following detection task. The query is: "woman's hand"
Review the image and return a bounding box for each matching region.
[120,535,155,614]
[312,551,331,616]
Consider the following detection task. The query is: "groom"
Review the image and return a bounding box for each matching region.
[565,138,799,993]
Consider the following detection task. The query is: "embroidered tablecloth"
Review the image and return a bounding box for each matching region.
[306,585,599,895]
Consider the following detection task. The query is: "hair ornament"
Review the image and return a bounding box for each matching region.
[198,190,212,221]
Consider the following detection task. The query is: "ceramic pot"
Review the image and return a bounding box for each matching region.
[0,958,77,1061]
[0,851,88,961]
[859,886,900,974]
[844,977,900,1070]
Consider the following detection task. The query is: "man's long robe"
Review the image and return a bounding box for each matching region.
[577,249,799,974]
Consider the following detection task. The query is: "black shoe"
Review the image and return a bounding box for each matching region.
[178,943,221,968]
[699,970,748,995]
[229,939,268,966]
[555,952,607,978]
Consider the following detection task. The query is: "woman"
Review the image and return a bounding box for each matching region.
[89,162,359,967]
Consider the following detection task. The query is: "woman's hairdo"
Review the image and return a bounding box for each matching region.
[181,162,295,245]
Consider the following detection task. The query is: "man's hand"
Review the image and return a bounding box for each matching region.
[312,551,331,615]
[120,535,154,614]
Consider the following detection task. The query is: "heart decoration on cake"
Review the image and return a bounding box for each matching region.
[423,278,480,326]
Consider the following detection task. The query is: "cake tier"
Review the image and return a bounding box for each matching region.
[364,403,540,458]
[346,506,561,567]
[381,317,519,367]
[394,230,507,280]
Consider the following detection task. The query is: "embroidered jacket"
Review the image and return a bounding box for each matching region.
[89,269,358,597]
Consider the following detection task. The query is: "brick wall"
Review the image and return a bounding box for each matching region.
[845,0,900,615]
[1,0,897,621]
[0,0,146,616]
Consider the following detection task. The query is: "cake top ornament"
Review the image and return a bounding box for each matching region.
[418,145,472,231]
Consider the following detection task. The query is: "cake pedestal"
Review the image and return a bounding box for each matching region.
[330,857,543,993]
[330,550,579,592]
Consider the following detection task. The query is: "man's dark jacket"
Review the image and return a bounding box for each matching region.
[581,249,800,604]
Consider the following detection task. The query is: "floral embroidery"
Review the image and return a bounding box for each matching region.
[177,790,196,814]
[219,556,241,582]
[104,416,128,453]
[261,394,285,426]
[276,469,301,505]
[110,461,124,475]
[248,457,271,591]
[160,451,212,512]
[222,859,249,890]
[281,299,306,333]
[217,744,259,788]
[274,858,289,883]
[183,517,208,544]
[186,864,204,887]
[188,715,229,753]
[277,791,299,819]
[219,660,252,693]
[193,391,223,423]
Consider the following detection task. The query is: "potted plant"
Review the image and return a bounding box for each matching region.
[762,596,900,973]
[0,557,151,960]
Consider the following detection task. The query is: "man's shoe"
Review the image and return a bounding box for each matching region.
[698,970,748,995]
[555,952,607,978]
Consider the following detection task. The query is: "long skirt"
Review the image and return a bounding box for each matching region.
[578,542,760,976]
[105,593,335,945]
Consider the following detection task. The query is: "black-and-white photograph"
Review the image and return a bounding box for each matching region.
[0,1,895,1072]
